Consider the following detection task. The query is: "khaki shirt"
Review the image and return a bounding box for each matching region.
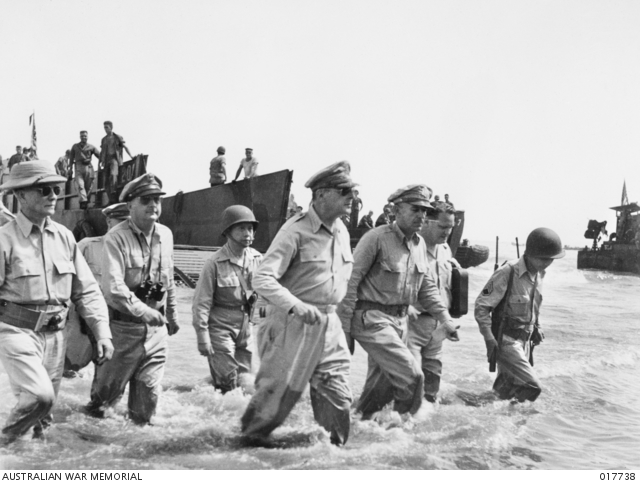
[101,219,177,324]
[474,257,544,340]
[338,222,450,333]
[192,243,262,345]
[78,236,104,286]
[415,242,453,312]
[252,205,353,310]
[0,212,111,340]
[70,142,100,168]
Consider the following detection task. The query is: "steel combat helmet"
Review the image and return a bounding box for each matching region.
[525,227,565,259]
[221,205,258,235]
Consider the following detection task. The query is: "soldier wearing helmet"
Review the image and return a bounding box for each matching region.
[192,205,262,393]
[209,146,227,186]
[475,227,565,402]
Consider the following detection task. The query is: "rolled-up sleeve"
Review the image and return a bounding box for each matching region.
[71,243,111,340]
[337,230,378,333]
[252,229,300,311]
[192,259,217,345]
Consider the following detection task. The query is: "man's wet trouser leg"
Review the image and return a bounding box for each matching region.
[352,309,423,416]
[241,306,351,443]
[494,334,542,402]
[88,320,145,416]
[407,314,443,402]
[0,323,65,439]
[208,315,252,393]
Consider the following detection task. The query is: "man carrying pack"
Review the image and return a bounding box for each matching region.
[241,161,356,446]
[407,201,460,403]
[339,185,459,421]
[0,160,112,443]
[475,227,565,402]
[86,173,179,424]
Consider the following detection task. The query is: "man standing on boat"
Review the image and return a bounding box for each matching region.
[86,173,179,424]
[69,131,100,209]
[209,146,227,186]
[0,160,113,443]
[232,148,258,182]
[407,201,459,403]
[8,146,25,172]
[100,121,133,203]
[241,161,356,446]
[475,227,564,402]
[338,185,459,421]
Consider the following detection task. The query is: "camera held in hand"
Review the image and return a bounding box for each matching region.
[135,278,166,302]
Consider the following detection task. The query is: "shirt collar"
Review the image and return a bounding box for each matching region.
[16,211,56,237]
[218,243,250,267]
[307,204,334,234]
[128,219,158,242]
[516,256,543,281]
[391,221,420,246]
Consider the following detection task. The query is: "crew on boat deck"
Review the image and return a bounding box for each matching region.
[0,160,112,442]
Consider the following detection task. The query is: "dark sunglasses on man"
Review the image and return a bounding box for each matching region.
[31,185,62,197]
[138,195,163,205]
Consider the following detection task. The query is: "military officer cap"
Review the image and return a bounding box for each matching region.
[119,173,166,202]
[0,159,66,191]
[245,147,253,152]
[101,202,130,220]
[387,184,433,208]
[305,161,358,191]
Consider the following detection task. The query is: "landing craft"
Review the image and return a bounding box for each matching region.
[578,181,640,274]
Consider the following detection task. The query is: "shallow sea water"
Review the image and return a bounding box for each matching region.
[1,245,639,470]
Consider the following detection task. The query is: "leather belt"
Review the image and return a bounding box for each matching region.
[0,300,68,332]
[215,302,249,313]
[356,300,408,317]
[502,325,533,341]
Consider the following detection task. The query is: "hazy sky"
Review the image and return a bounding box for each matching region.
[2,0,640,245]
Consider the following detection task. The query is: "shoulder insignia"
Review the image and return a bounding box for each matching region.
[482,282,493,295]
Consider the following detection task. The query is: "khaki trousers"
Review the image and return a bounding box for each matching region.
[494,334,542,402]
[241,305,352,445]
[352,309,424,416]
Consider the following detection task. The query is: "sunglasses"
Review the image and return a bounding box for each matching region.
[327,187,354,197]
[138,195,162,205]
[31,186,61,197]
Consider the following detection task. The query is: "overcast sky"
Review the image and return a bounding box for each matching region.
[2,0,639,245]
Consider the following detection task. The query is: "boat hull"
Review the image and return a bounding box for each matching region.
[577,244,640,274]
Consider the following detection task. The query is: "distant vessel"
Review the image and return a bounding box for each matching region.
[577,182,640,274]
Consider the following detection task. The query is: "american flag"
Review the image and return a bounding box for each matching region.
[29,112,37,159]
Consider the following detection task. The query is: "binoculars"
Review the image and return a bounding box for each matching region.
[135,278,166,302]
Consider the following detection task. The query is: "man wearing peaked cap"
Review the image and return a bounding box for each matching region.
[87,171,179,425]
[232,148,259,182]
[64,202,130,378]
[241,160,357,446]
[338,183,460,422]
[0,160,112,442]
[119,173,166,202]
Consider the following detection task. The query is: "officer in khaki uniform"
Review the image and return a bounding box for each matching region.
[475,228,564,402]
[192,205,262,393]
[86,173,179,424]
[64,203,130,376]
[0,160,113,442]
[338,185,459,419]
[241,161,356,446]
[407,201,459,403]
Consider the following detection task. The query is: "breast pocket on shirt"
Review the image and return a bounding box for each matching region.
[217,273,240,288]
[300,247,330,264]
[124,255,145,288]
[508,295,530,317]
[53,259,77,297]
[379,260,405,293]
